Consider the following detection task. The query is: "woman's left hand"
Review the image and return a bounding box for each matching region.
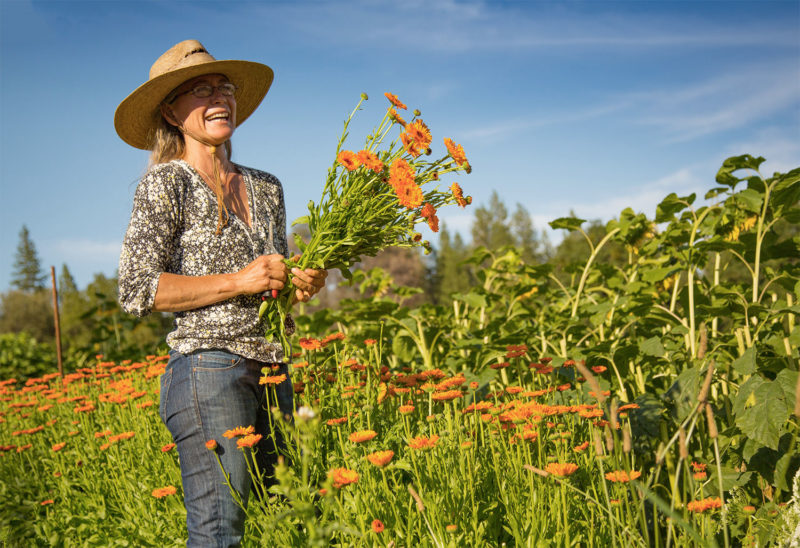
[290,257,328,303]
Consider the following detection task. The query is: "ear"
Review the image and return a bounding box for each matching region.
[160,103,179,127]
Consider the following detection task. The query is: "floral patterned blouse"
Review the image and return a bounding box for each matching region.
[118,159,293,363]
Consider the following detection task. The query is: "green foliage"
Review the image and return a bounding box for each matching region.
[0,332,56,380]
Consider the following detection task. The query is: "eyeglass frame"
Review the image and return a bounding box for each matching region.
[165,82,238,104]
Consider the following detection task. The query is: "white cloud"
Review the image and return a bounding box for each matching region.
[51,239,121,262]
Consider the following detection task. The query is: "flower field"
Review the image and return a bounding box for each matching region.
[2,154,799,546]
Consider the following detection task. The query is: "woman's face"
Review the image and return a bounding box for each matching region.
[163,73,237,145]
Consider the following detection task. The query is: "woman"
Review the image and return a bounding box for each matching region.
[115,40,327,546]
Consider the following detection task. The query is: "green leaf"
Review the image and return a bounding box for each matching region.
[453,292,487,309]
[732,346,756,375]
[734,376,792,450]
[655,193,688,222]
[639,336,666,358]
[548,217,586,231]
[292,233,307,253]
[734,188,764,213]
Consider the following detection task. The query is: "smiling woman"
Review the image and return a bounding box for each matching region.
[114,40,328,547]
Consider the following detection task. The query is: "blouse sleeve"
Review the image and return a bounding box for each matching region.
[118,167,181,317]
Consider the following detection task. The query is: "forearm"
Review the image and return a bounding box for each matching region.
[153,272,243,312]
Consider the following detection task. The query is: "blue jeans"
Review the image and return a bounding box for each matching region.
[159,349,294,547]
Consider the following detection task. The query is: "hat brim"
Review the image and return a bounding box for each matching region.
[114,59,273,150]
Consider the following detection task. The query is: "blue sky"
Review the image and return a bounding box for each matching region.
[1,0,798,290]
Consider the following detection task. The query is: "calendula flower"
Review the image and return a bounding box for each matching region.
[388,158,416,192]
[41,499,55,506]
[432,390,463,401]
[329,467,359,488]
[605,470,642,483]
[372,519,385,533]
[690,461,707,472]
[151,486,177,498]
[349,430,378,443]
[51,442,66,452]
[223,425,255,439]
[545,462,579,477]
[400,131,423,158]
[450,182,468,207]
[388,107,407,127]
[237,434,263,449]
[573,441,590,452]
[259,374,287,385]
[366,450,394,467]
[446,524,458,533]
[161,443,176,453]
[384,92,407,110]
[205,439,218,451]
[337,150,361,171]
[298,337,323,351]
[396,181,424,209]
[357,150,383,172]
[408,435,439,451]
[398,405,415,415]
[444,137,468,166]
[364,339,377,346]
[687,497,723,513]
[327,416,348,426]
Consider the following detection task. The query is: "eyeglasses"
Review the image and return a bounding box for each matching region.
[166,83,238,103]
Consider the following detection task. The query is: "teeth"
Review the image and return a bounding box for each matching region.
[207,113,229,121]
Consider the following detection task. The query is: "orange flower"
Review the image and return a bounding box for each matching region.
[384,92,407,110]
[349,430,378,443]
[398,405,415,414]
[161,443,176,453]
[205,439,218,451]
[444,138,468,166]
[223,425,255,439]
[395,181,424,209]
[40,499,54,506]
[372,519,385,533]
[687,497,723,513]
[432,390,463,401]
[357,150,384,172]
[573,441,590,452]
[545,462,579,477]
[400,131,423,158]
[366,450,394,467]
[446,524,458,533]
[337,150,361,171]
[388,158,416,192]
[693,471,707,480]
[364,339,377,346]
[327,417,348,426]
[259,374,287,385]
[450,182,468,207]
[299,337,323,351]
[388,107,407,126]
[408,435,439,451]
[690,461,707,472]
[329,467,359,488]
[151,486,177,498]
[605,470,642,483]
[51,442,66,452]
[237,434,263,449]
[406,119,431,149]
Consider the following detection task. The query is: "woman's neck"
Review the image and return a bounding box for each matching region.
[182,139,232,177]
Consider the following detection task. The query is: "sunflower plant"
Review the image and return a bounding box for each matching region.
[259,92,473,359]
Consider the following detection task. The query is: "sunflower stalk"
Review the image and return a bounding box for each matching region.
[259,93,472,360]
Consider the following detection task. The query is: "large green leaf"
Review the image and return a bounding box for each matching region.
[734,374,793,451]
[639,336,666,358]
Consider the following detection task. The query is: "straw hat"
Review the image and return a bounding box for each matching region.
[114,40,273,150]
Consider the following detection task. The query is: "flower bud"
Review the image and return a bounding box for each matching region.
[413,109,421,116]
[361,93,369,100]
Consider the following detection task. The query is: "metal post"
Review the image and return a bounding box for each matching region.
[50,266,63,377]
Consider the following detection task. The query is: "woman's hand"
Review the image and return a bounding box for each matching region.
[289,255,328,303]
[235,254,288,295]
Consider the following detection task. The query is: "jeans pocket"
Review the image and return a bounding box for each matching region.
[194,350,245,371]
[158,366,174,425]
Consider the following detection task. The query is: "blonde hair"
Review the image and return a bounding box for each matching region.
[148,115,233,233]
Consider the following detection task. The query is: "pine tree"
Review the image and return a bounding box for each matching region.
[471,191,514,251]
[10,225,45,292]
[59,264,78,296]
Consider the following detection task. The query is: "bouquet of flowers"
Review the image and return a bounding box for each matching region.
[259,92,472,359]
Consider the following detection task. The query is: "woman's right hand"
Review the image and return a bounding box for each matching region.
[235,254,288,295]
